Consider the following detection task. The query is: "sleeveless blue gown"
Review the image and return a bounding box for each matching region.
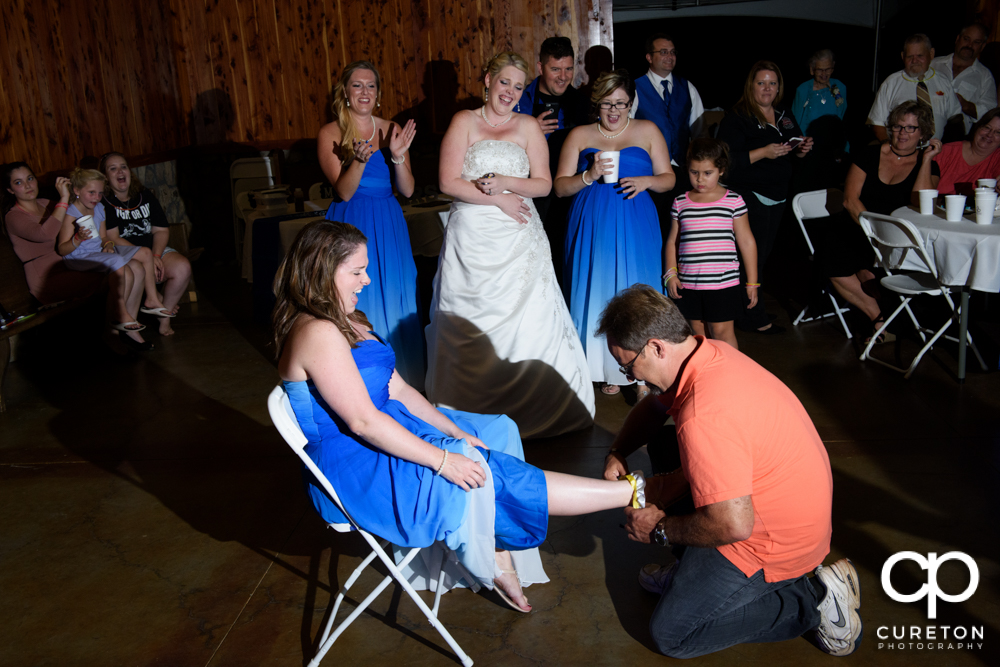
[283,335,548,584]
[325,149,425,389]
[564,147,662,384]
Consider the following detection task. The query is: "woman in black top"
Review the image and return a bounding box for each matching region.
[99,152,193,336]
[717,61,813,334]
[814,100,940,341]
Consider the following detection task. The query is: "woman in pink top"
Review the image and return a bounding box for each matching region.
[2,162,102,305]
[934,108,1000,194]
[665,139,758,350]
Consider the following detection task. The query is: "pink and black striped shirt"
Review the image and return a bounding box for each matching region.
[671,190,747,290]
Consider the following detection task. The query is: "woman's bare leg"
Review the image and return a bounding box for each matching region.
[689,319,707,337]
[108,267,132,325]
[545,471,634,516]
[133,247,165,310]
[492,472,635,610]
[119,264,147,344]
[829,274,880,321]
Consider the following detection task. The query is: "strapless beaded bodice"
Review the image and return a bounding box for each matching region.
[461,140,530,181]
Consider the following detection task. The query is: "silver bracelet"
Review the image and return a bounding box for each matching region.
[435,450,448,475]
[390,154,405,165]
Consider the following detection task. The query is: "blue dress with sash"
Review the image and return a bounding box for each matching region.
[283,335,548,584]
[325,149,425,389]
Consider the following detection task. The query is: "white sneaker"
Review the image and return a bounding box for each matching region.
[638,562,677,595]
[814,558,862,656]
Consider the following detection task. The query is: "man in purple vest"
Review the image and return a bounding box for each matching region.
[630,33,706,226]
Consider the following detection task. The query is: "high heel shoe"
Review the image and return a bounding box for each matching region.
[624,470,646,508]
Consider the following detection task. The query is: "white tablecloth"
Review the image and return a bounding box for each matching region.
[891,206,1000,293]
[242,198,451,282]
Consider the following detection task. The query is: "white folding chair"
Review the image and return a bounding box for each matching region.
[231,157,277,260]
[266,385,477,667]
[790,189,853,338]
[858,213,987,379]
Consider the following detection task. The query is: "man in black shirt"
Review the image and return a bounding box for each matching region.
[514,36,589,283]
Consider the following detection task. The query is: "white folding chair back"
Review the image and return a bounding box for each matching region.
[231,157,277,261]
[858,213,986,379]
[790,189,852,337]
[267,385,476,667]
[308,182,324,202]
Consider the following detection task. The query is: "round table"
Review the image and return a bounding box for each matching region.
[891,205,1000,379]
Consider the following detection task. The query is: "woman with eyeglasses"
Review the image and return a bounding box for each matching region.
[791,49,846,138]
[554,70,675,399]
[813,101,940,343]
[933,107,1000,195]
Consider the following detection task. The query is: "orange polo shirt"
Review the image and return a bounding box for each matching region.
[658,337,832,582]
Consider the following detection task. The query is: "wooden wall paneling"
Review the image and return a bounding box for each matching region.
[30,0,76,170]
[220,1,256,142]
[253,0,285,139]
[168,0,214,146]
[0,1,39,166]
[95,4,140,158]
[136,1,185,153]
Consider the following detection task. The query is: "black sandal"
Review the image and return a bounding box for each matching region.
[866,313,896,345]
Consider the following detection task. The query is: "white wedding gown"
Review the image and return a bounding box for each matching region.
[426,140,595,438]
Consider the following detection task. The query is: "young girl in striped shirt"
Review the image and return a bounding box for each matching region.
[664,138,758,349]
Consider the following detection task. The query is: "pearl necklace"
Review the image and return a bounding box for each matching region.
[481,105,513,128]
[597,117,629,139]
[363,118,376,143]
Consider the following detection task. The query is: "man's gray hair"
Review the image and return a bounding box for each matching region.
[596,284,693,352]
[809,49,835,67]
[903,33,933,51]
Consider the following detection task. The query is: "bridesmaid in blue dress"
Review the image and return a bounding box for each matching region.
[318,60,425,389]
[555,71,676,398]
[274,220,648,613]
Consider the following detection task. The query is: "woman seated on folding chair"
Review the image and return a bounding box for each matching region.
[273,220,649,613]
[813,100,940,343]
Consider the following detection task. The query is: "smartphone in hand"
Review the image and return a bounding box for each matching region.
[783,136,805,150]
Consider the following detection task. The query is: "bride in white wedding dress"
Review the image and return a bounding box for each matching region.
[426,52,595,438]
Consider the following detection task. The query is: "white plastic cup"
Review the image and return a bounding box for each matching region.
[918,189,938,215]
[975,191,997,224]
[75,214,100,241]
[977,178,997,189]
[600,150,621,183]
[944,195,967,222]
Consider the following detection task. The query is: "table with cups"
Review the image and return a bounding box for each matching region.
[892,178,1000,378]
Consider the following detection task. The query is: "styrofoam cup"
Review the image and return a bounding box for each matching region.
[977,178,997,189]
[944,195,967,222]
[75,215,100,241]
[975,191,997,224]
[600,150,621,183]
[918,189,938,215]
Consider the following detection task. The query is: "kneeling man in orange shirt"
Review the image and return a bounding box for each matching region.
[598,285,861,658]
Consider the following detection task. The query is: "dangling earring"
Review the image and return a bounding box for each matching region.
[346,97,350,108]
[483,86,489,103]
[377,100,381,108]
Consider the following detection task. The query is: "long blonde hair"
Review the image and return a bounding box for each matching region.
[271,220,373,358]
[331,61,381,162]
[69,167,107,197]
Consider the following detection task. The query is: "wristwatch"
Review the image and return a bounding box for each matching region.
[652,518,671,547]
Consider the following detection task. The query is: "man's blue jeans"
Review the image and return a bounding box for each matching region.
[650,545,822,658]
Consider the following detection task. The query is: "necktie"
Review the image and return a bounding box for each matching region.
[916,79,935,134]
[661,79,672,113]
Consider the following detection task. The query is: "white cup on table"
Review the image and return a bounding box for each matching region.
[944,194,967,222]
[918,189,938,215]
[977,178,997,189]
[600,150,621,184]
[974,190,997,224]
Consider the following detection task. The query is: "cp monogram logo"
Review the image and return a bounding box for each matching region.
[881,551,979,619]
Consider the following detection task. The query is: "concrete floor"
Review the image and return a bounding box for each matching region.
[2,273,999,667]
